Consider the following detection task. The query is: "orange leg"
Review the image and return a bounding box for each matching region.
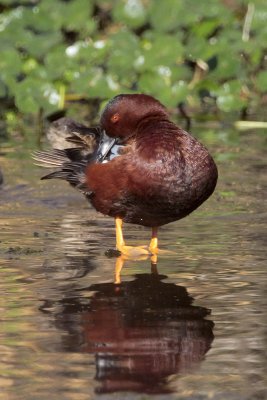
[113,223,159,283]
[149,227,175,256]
[114,253,158,284]
[114,256,124,284]
[151,254,158,274]
[149,227,159,255]
[115,217,149,257]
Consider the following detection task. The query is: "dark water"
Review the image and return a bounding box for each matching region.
[0,127,266,400]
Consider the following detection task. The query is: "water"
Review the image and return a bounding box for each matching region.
[0,126,266,399]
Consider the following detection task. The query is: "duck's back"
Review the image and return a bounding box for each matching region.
[125,129,217,226]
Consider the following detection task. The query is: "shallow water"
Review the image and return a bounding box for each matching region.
[0,126,267,400]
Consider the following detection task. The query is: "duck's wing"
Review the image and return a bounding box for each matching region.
[46,117,98,151]
[32,119,116,196]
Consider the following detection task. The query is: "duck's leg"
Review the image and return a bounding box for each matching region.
[149,227,159,255]
[114,256,124,284]
[151,253,158,274]
[115,217,149,257]
[149,228,176,255]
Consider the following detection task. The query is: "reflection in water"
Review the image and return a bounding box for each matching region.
[41,213,103,280]
[42,250,96,280]
[41,269,214,394]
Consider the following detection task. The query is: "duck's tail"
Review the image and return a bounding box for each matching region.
[32,118,115,196]
[33,147,92,193]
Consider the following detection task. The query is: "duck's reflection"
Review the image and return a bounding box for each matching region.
[41,264,214,394]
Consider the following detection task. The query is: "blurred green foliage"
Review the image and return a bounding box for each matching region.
[0,0,266,138]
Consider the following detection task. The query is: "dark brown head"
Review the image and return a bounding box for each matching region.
[100,94,169,140]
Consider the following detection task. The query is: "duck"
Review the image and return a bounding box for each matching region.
[33,94,218,257]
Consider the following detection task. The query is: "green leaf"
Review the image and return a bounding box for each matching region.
[112,0,147,28]
[138,70,188,107]
[107,29,140,76]
[213,81,248,112]
[21,31,63,58]
[148,0,184,32]
[256,71,267,92]
[14,78,59,114]
[0,49,22,80]
[61,0,95,33]
[140,33,184,71]
[44,46,77,81]
[69,68,121,99]
[191,19,220,38]
[0,80,7,97]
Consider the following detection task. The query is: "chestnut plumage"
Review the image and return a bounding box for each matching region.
[33,94,218,255]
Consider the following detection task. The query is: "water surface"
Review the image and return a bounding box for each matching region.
[0,126,266,399]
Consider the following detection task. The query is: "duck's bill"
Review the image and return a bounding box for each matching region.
[97,131,117,161]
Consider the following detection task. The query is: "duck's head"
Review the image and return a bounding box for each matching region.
[100,94,168,141]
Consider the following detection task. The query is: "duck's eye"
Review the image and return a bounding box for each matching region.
[111,113,120,123]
